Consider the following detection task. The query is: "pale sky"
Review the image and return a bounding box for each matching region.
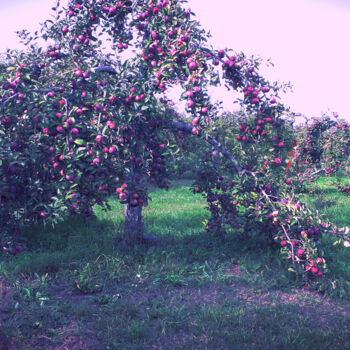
[1,0,349,121]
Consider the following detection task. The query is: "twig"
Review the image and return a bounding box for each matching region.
[309,168,326,176]
[98,90,107,126]
[281,225,295,264]
[2,93,19,106]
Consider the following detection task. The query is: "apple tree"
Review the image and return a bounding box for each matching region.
[297,115,350,191]
[1,0,349,280]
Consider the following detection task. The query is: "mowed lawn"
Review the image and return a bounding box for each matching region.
[1,179,350,349]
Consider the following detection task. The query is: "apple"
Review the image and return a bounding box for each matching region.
[119,193,127,200]
[9,248,17,255]
[192,117,200,126]
[187,100,194,108]
[189,61,197,70]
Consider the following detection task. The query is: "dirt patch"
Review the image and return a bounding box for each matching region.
[2,275,350,349]
[149,332,193,350]
[234,287,350,317]
[174,286,235,307]
[224,262,243,277]
[50,284,97,305]
[46,332,103,350]
[122,281,350,329]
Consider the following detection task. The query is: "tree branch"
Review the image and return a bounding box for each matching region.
[311,168,326,176]
[205,133,243,173]
[170,120,245,174]
[93,66,117,75]
[2,93,19,107]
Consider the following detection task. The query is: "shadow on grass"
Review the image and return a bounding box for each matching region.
[1,197,350,300]
[0,208,274,277]
[0,215,122,276]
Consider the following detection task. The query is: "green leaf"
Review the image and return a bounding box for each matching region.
[74,139,85,145]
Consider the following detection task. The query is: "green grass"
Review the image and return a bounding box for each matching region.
[303,176,350,227]
[1,178,350,349]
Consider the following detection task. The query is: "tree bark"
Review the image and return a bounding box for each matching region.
[124,203,144,244]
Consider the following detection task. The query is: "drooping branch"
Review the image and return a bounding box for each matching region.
[170,120,246,175]
[205,133,244,174]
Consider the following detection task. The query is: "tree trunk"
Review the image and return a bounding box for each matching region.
[124,203,144,244]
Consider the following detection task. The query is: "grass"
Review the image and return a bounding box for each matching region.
[0,178,350,349]
[303,176,350,227]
